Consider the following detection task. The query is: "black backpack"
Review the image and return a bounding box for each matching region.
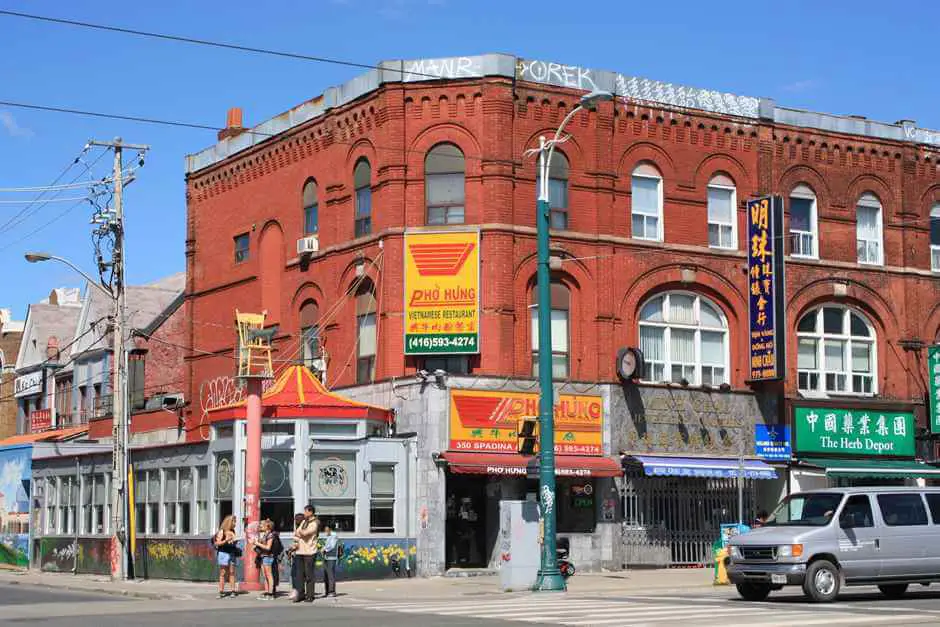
[271,534,284,557]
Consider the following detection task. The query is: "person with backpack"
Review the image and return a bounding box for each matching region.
[320,524,341,598]
[213,515,242,598]
[252,519,276,600]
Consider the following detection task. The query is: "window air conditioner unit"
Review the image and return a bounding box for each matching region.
[297,236,319,256]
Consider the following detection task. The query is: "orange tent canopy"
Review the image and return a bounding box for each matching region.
[207,365,393,423]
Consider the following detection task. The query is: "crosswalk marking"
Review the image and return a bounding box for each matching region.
[347,595,930,626]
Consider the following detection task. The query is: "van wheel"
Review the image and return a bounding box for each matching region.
[878,584,908,599]
[803,560,840,603]
[736,583,772,601]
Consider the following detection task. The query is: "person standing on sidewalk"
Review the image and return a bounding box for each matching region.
[214,514,241,598]
[287,513,304,601]
[293,505,319,603]
[321,525,340,597]
[252,519,276,601]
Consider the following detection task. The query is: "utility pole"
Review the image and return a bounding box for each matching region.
[90,137,148,581]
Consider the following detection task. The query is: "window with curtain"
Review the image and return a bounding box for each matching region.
[790,184,818,258]
[531,281,570,380]
[163,467,192,535]
[45,477,57,534]
[369,464,396,533]
[356,282,377,384]
[856,193,883,265]
[299,300,321,372]
[707,174,736,249]
[425,143,466,225]
[797,305,875,395]
[536,151,570,229]
[931,204,940,272]
[638,292,728,385]
[57,476,77,535]
[631,163,663,241]
[354,159,372,237]
[309,453,357,533]
[303,178,319,235]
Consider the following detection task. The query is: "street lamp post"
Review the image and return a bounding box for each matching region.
[529,90,613,592]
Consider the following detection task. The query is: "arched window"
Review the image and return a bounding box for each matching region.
[299,300,320,374]
[707,173,736,249]
[638,293,728,385]
[303,179,318,235]
[931,203,940,272]
[789,184,818,258]
[356,281,377,384]
[425,143,465,225]
[530,281,569,379]
[354,159,372,237]
[631,163,663,241]
[537,151,569,230]
[797,305,875,395]
[856,193,883,265]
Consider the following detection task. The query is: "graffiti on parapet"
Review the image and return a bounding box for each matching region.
[402,57,481,82]
[197,376,275,439]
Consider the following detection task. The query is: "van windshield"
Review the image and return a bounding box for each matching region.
[766,492,844,527]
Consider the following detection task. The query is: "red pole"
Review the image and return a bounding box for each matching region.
[242,377,263,591]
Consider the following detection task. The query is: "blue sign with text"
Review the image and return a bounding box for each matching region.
[754,424,791,461]
[746,196,786,382]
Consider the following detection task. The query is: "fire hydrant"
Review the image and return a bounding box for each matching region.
[713,547,730,585]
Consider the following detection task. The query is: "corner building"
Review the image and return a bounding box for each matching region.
[184,54,940,573]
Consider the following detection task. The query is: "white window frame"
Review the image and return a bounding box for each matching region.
[930,203,940,272]
[631,164,664,242]
[707,175,737,250]
[637,292,729,386]
[789,184,818,259]
[82,473,110,536]
[44,476,58,535]
[856,193,884,266]
[369,463,397,534]
[163,467,193,535]
[797,305,877,397]
[58,475,77,536]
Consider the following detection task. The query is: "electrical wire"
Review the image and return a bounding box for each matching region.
[0,195,99,204]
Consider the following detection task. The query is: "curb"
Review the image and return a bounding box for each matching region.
[0,574,187,601]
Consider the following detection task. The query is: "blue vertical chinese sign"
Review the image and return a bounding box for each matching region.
[747,196,786,382]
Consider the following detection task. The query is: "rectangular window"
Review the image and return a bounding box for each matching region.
[196,466,210,534]
[234,233,250,264]
[932,213,940,272]
[823,339,847,393]
[57,476,78,535]
[797,338,819,392]
[790,197,816,257]
[355,187,372,238]
[839,495,874,528]
[369,464,396,533]
[639,326,665,382]
[669,328,696,383]
[83,474,107,535]
[128,352,146,411]
[700,331,725,385]
[707,186,735,249]
[426,173,465,225]
[45,477,58,535]
[856,206,882,265]
[558,479,596,533]
[215,453,233,526]
[309,453,356,533]
[357,312,377,384]
[925,494,940,524]
[304,202,319,235]
[259,452,294,533]
[531,309,569,379]
[631,176,661,241]
[421,356,470,375]
[301,326,320,371]
[877,493,928,526]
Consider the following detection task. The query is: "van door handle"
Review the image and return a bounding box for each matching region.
[874,539,880,549]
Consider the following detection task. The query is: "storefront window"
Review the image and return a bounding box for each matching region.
[196,466,210,534]
[557,479,596,533]
[369,463,395,533]
[163,468,193,535]
[309,453,356,533]
[215,453,234,525]
[45,477,57,534]
[260,452,294,532]
[82,474,108,535]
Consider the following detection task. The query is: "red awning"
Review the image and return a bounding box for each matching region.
[440,451,622,478]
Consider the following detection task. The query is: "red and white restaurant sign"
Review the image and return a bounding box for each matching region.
[30,409,52,433]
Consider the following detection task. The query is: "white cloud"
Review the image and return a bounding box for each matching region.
[0,110,34,138]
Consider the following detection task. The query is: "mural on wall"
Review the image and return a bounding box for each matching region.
[0,447,30,567]
[614,387,774,455]
[38,537,111,575]
[135,538,218,581]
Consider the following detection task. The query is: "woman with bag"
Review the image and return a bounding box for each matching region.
[214,515,242,598]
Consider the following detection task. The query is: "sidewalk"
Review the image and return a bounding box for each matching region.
[0,567,716,601]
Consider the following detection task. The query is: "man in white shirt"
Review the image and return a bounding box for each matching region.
[321,525,339,597]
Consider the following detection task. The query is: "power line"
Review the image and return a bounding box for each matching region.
[0,100,227,134]
[0,9,444,80]
[0,168,140,193]
[0,195,97,204]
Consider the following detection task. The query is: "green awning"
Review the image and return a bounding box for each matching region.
[798,457,940,479]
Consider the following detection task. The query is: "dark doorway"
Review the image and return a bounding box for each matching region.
[445,474,488,568]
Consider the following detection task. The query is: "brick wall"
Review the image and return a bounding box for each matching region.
[0,328,23,439]
[183,77,940,438]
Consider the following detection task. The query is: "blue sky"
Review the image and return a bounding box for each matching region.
[1,0,938,319]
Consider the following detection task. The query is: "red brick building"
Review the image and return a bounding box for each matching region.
[180,55,940,571]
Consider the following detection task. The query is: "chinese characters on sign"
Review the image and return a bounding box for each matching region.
[403,230,480,355]
[29,409,51,433]
[794,406,915,457]
[929,346,940,435]
[754,424,791,461]
[449,389,602,455]
[746,196,786,382]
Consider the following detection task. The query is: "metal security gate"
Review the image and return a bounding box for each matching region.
[620,469,756,567]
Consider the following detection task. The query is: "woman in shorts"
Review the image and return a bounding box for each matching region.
[254,519,276,600]
[214,514,240,598]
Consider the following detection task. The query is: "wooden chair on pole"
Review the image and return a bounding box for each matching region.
[235,309,275,380]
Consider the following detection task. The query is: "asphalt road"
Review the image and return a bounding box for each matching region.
[7,582,940,626]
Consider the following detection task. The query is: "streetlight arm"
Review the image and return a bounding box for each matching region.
[26,253,114,300]
[539,105,583,202]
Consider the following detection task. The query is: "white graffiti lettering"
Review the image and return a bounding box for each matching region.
[402,56,480,82]
[517,59,597,91]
